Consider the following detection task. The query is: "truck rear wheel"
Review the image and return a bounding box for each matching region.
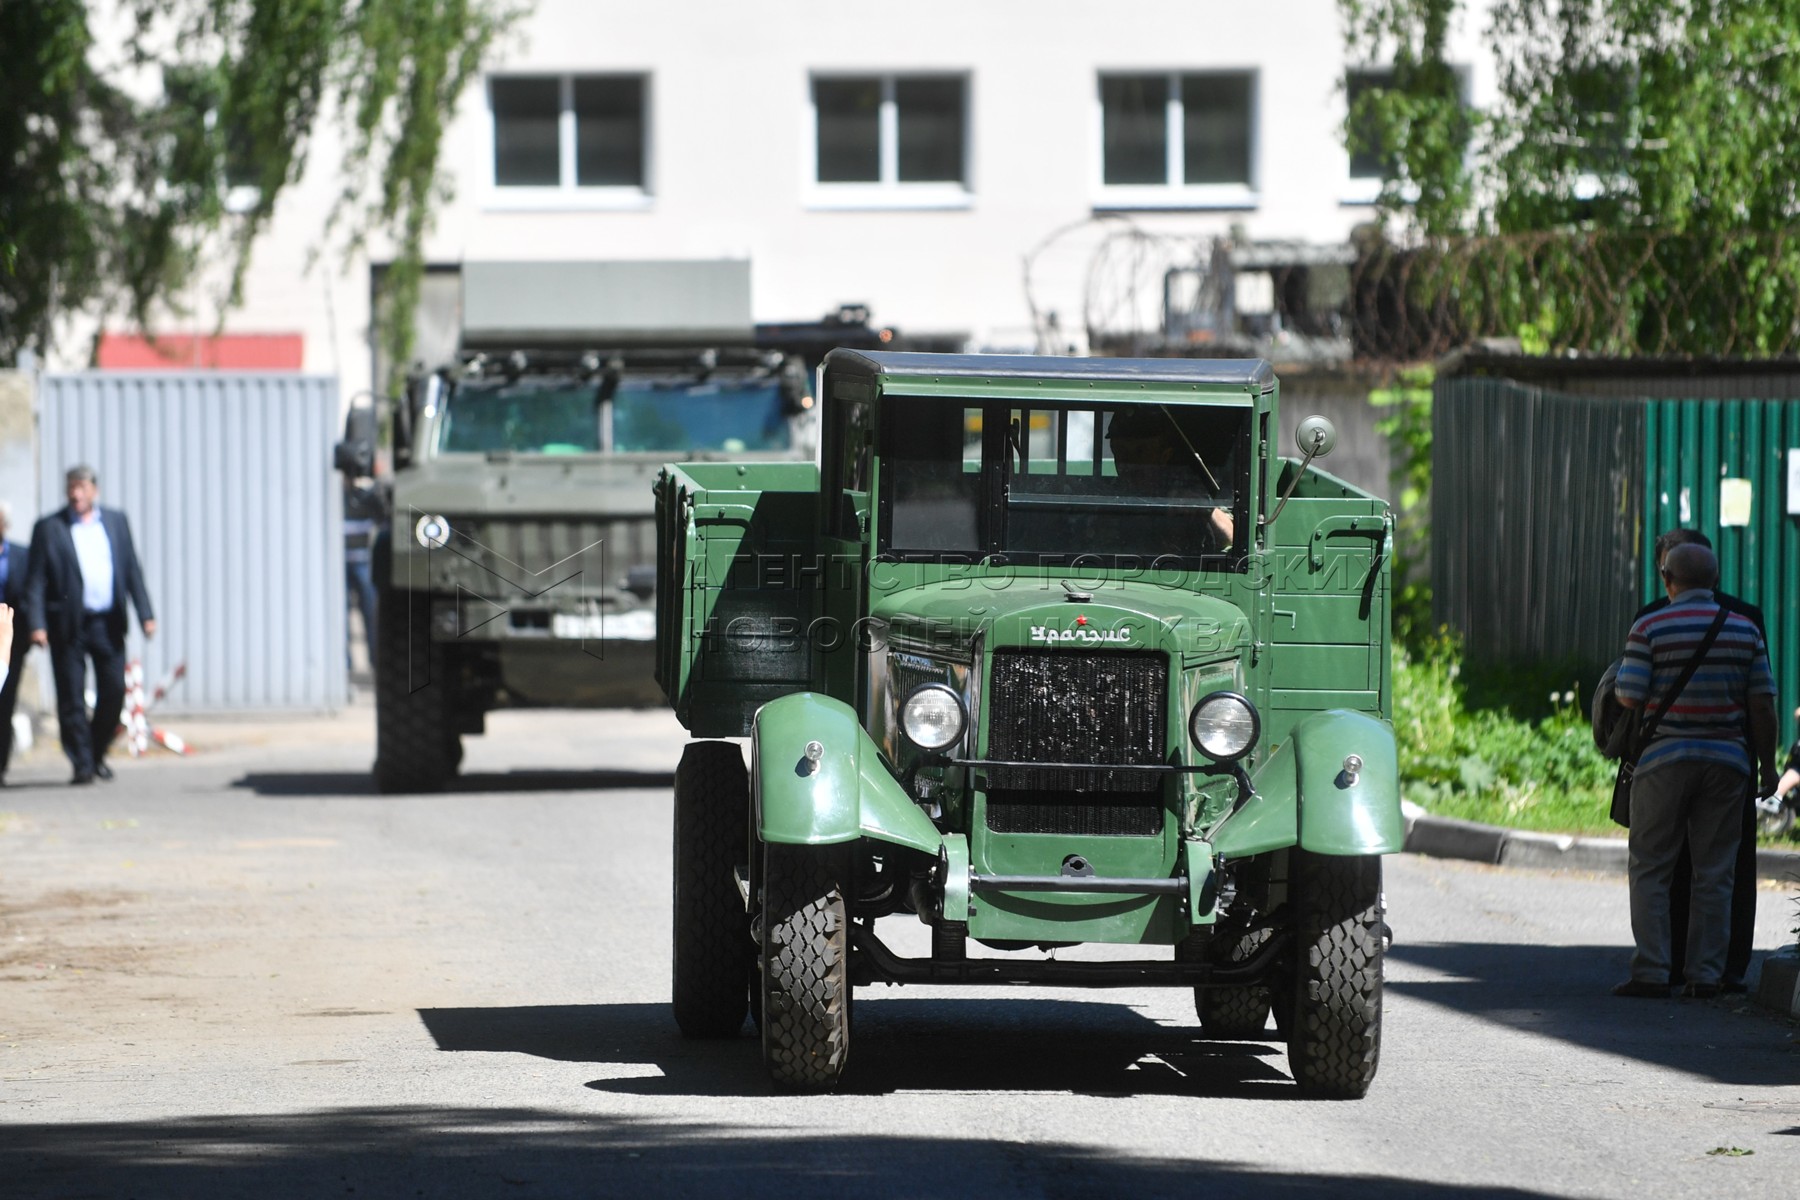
[373,584,459,793]
[760,844,851,1091]
[671,742,753,1038]
[1196,927,1274,1038]
[1287,851,1384,1099]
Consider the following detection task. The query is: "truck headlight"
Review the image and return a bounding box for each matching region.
[415,514,451,549]
[1189,691,1259,762]
[901,683,966,752]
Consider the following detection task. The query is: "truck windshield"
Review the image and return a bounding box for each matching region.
[438,378,792,455]
[439,382,602,454]
[881,397,1249,566]
[612,379,791,453]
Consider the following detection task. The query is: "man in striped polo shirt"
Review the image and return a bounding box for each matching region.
[1613,543,1778,999]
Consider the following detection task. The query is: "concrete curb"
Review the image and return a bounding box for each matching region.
[1755,951,1800,1020]
[1401,803,1800,1020]
[1399,802,1800,881]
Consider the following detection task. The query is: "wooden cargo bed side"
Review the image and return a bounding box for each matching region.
[655,461,824,737]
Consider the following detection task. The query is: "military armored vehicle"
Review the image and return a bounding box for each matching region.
[654,351,1400,1096]
[339,258,889,793]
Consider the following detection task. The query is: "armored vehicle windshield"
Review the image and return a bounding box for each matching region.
[881,396,1248,566]
[438,377,793,456]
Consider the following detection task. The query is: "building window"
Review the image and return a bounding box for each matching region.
[1345,69,1398,183]
[809,74,969,208]
[489,74,647,199]
[1097,71,1256,207]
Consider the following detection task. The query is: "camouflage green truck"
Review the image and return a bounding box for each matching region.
[360,349,817,792]
[654,351,1400,1096]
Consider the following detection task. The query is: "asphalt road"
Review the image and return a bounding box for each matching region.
[2,702,1797,1199]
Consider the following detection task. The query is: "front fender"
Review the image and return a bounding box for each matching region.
[752,692,943,855]
[1211,709,1403,858]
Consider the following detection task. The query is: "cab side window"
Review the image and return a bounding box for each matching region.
[829,398,872,539]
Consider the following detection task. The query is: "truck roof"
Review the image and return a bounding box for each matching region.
[825,349,1276,391]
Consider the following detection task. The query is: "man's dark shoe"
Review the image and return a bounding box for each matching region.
[1721,980,1748,995]
[1612,979,1670,998]
[94,761,113,781]
[1681,982,1721,1000]
[70,771,95,786]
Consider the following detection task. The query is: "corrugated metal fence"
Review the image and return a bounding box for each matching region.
[37,373,347,713]
[1436,369,1800,746]
[1643,399,1800,744]
[1432,378,1645,681]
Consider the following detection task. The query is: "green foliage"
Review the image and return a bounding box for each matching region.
[1394,632,1620,834]
[0,1,525,376]
[1340,0,1800,357]
[1369,364,1433,654]
[1340,0,1477,235]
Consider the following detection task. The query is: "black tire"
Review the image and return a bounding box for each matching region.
[760,843,852,1091]
[1287,851,1384,1099]
[1195,927,1274,1039]
[672,742,753,1038]
[373,578,458,794]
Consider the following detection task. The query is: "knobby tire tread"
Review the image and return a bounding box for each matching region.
[1197,927,1275,1038]
[1287,851,1383,1099]
[672,742,753,1038]
[761,846,850,1091]
[373,584,457,794]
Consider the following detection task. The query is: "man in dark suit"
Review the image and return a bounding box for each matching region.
[1632,528,1762,993]
[0,502,31,781]
[24,465,156,785]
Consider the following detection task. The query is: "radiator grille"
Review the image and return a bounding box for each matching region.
[984,649,1168,837]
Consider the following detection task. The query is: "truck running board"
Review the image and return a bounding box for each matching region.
[849,924,1290,988]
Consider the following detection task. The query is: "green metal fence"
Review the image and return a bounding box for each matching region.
[1432,377,1646,686]
[1644,399,1800,745]
[1435,371,1800,747]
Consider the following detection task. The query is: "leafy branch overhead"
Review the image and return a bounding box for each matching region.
[1338,0,1800,357]
[0,0,524,375]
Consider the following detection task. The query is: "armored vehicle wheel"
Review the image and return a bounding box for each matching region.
[1287,851,1384,1099]
[672,742,753,1038]
[760,844,851,1091]
[1196,927,1274,1038]
[372,583,458,794]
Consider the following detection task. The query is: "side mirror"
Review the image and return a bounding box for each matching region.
[1296,415,1338,459]
[1261,415,1342,532]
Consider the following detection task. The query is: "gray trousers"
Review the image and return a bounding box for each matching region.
[1628,760,1747,986]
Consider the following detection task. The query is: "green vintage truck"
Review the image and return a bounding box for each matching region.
[653,351,1399,1096]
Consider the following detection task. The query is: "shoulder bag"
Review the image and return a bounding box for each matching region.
[1610,605,1731,828]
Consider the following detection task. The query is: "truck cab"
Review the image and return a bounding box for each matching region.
[655,351,1399,1096]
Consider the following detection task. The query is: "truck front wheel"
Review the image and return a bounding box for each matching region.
[1287,851,1384,1099]
[671,742,753,1038]
[760,844,851,1091]
[373,585,460,793]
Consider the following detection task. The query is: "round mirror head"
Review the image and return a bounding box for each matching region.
[1296,415,1338,458]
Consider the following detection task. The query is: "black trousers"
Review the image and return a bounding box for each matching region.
[0,627,31,776]
[1669,789,1758,985]
[48,612,127,774]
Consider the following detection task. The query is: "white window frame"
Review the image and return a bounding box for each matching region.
[804,72,973,211]
[482,72,653,212]
[1094,70,1259,211]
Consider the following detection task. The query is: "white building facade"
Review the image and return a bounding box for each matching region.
[100,0,1499,395]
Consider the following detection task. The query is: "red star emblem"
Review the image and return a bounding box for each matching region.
[1075,615,1088,626]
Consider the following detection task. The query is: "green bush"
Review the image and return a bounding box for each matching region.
[1393,632,1619,834]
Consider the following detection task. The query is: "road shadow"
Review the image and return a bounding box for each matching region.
[1387,941,1797,1086]
[0,1107,1584,1200]
[419,997,1296,1099]
[231,768,675,797]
